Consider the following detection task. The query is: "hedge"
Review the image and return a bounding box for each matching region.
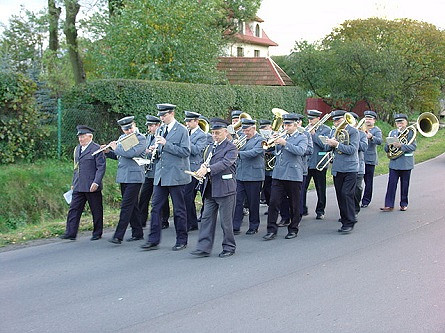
[61,79,307,153]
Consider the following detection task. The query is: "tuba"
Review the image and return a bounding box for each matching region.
[387,112,439,159]
[261,108,289,150]
[334,112,356,146]
[198,118,210,133]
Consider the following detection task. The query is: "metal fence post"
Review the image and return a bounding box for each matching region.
[57,98,62,159]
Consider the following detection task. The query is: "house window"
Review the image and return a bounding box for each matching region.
[255,24,260,37]
[254,50,260,57]
[238,21,244,34]
[237,47,244,57]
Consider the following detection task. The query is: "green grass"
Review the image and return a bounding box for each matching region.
[1,126,444,247]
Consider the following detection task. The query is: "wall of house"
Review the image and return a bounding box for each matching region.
[222,43,270,57]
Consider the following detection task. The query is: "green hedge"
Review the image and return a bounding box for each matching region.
[0,72,53,163]
[61,79,307,153]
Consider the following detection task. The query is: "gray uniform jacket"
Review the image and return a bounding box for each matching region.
[302,130,314,175]
[189,128,208,172]
[358,130,369,175]
[384,128,417,170]
[308,124,331,169]
[154,121,191,186]
[236,132,265,181]
[72,142,106,192]
[364,126,383,165]
[329,124,359,176]
[272,130,308,182]
[106,132,146,183]
[202,139,238,198]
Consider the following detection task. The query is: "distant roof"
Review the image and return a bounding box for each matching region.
[233,21,278,47]
[217,57,294,86]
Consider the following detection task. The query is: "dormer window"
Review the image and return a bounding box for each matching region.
[255,24,260,37]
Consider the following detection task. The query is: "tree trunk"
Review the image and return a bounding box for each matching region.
[63,0,86,84]
[48,0,61,52]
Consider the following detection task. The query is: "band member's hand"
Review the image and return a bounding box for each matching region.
[366,131,372,139]
[147,145,155,153]
[156,136,166,146]
[310,129,316,135]
[109,141,117,150]
[196,165,208,178]
[71,185,73,190]
[90,183,99,192]
[392,142,402,148]
[326,138,339,147]
[101,144,111,153]
[275,137,286,146]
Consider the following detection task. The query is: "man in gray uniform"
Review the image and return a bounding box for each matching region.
[105,116,147,244]
[232,118,265,235]
[381,113,416,212]
[325,110,359,233]
[263,113,308,241]
[361,110,383,208]
[184,111,207,231]
[191,118,238,258]
[141,103,191,251]
[302,109,331,220]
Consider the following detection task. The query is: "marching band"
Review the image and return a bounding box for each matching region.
[63,105,439,257]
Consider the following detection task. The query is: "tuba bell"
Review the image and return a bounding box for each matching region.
[334,112,356,145]
[197,118,210,133]
[271,108,288,131]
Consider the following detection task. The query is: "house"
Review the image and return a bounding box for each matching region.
[218,17,293,86]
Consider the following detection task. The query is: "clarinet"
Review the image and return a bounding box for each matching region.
[147,125,165,171]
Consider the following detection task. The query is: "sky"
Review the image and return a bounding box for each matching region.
[1,0,444,56]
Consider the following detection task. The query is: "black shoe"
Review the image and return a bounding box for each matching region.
[141,242,158,250]
[218,250,234,258]
[188,226,199,231]
[338,226,353,233]
[108,237,122,244]
[233,229,241,235]
[90,235,101,241]
[190,250,210,257]
[161,222,169,229]
[59,234,76,240]
[277,218,290,227]
[338,218,342,223]
[126,236,144,242]
[263,233,276,241]
[172,244,187,251]
[316,214,325,220]
[245,229,258,235]
[264,211,268,215]
[360,204,368,208]
[285,232,298,239]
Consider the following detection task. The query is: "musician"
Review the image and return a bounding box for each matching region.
[302,109,331,220]
[360,110,383,208]
[350,112,368,216]
[232,118,265,235]
[141,103,191,251]
[184,111,207,231]
[381,113,416,212]
[138,115,170,229]
[263,113,308,241]
[60,125,106,241]
[105,116,147,244]
[325,110,359,233]
[259,119,273,206]
[231,110,242,125]
[191,118,238,258]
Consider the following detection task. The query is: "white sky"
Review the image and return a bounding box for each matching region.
[1,0,444,56]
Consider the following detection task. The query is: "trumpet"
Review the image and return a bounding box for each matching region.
[234,134,248,149]
[261,130,287,150]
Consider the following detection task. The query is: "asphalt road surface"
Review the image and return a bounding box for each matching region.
[1,154,445,333]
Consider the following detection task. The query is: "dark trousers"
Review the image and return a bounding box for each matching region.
[139,177,170,227]
[114,183,143,240]
[261,175,272,205]
[267,179,302,234]
[354,174,364,214]
[333,172,357,228]
[184,177,200,230]
[65,190,103,238]
[362,164,376,205]
[233,180,262,231]
[148,184,188,245]
[279,175,306,219]
[303,168,327,215]
[196,194,236,254]
[384,168,411,208]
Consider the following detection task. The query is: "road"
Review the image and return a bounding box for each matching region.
[1,154,445,333]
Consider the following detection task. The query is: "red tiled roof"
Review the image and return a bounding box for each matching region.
[233,22,278,47]
[217,57,294,86]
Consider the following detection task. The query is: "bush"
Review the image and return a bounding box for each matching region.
[61,79,307,153]
[0,71,51,163]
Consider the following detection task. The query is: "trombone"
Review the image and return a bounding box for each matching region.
[305,112,332,132]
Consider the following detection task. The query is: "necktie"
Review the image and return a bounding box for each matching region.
[163,127,169,138]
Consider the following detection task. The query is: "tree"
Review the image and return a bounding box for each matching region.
[48,0,62,52]
[278,18,445,120]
